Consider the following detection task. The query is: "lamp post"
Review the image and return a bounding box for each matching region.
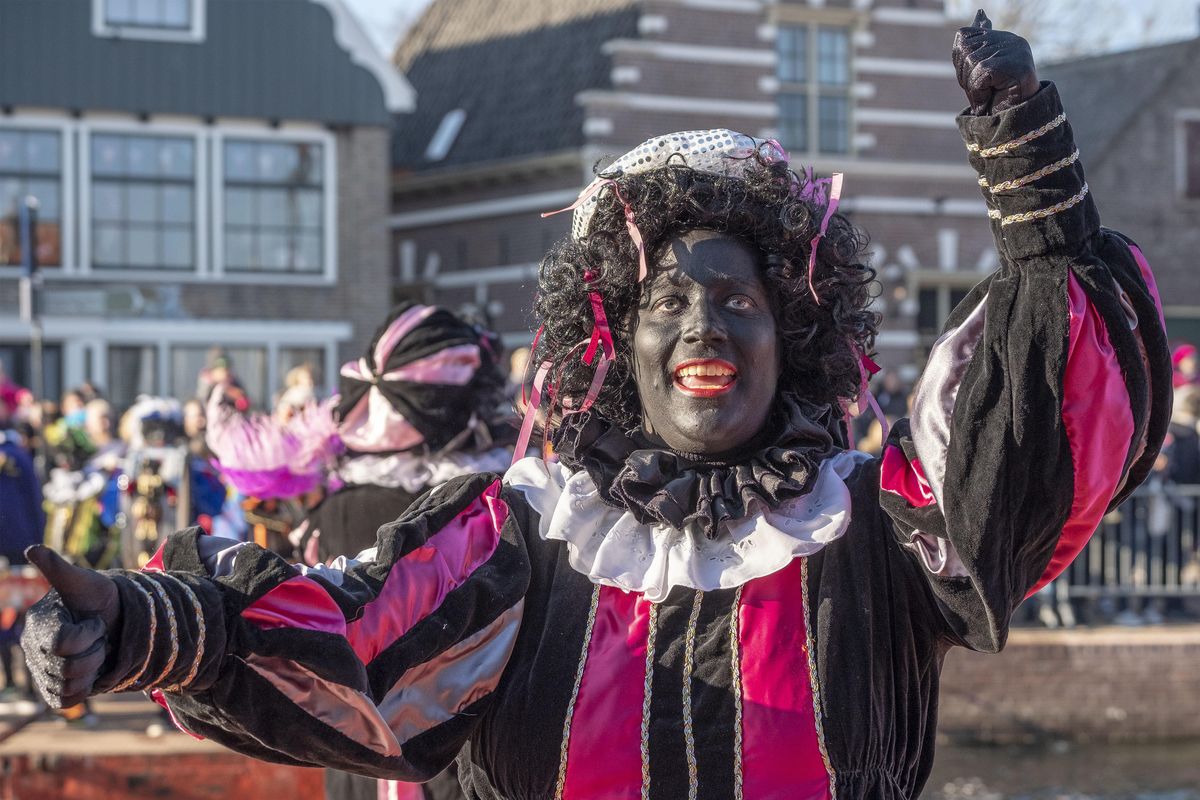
[16,196,42,402]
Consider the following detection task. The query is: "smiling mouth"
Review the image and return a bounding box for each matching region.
[673,359,737,397]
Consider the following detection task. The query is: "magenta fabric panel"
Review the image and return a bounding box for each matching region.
[879,444,936,509]
[241,575,348,636]
[561,586,651,800]
[738,558,832,800]
[345,481,509,665]
[1028,273,1135,596]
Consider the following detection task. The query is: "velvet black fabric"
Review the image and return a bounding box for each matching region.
[301,483,420,565]
[555,393,837,539]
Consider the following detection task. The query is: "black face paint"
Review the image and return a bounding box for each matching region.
[632,230,780,456]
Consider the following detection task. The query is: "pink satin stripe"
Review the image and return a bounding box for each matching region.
[242,575,348,636]
[374,305,438,370]
[1029,274,1135,596]
[739,559,832,800]
[345,480,509,665]
[561,587,651,800]
[336,388,424,453]
[143,541,167,572]
[380,343,481,386]
[1126,244,1165,329]
[377,781,423,800]
[880,445,936,509]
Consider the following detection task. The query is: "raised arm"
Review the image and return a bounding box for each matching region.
[879,12,1173,651]
[22,472,529,781]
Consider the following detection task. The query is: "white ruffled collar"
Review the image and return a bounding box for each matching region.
[505,450,868,602]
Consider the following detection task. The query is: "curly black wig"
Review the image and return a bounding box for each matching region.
[531,150,879,434]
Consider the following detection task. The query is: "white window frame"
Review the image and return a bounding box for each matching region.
[0,115,77,276]
[1174,109,1200,201]
[92,0,207,44]
[212,126,338,284]
[0,316,349,403]
[78,118,208,279]
[775,22,857,157]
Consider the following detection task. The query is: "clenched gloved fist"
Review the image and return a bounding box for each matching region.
[952,9,1039,116]
[20,545,120,708]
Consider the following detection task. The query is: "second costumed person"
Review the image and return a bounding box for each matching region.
[205,302,510,800]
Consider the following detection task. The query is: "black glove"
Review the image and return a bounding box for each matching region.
[20,545,120,708]
[952,9,1039,116]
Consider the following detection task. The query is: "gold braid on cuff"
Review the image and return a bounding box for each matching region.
[158,574,207,693]
[108,576,158,693]
[967,112,1066,158]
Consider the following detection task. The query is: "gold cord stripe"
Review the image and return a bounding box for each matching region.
[966,112,1066,157]
[998,183,1090,226]
[800,558,837,798]
[980,149,1080,194]
[682,591,704,800]
[640,602,659,800]
[553,583,601,800]
[109,577,158,693]
[159,575,207,693]
[730,585,744,800]
[133,574,179,689]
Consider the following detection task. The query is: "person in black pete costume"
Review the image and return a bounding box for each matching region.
[18,14,1173,799]
[205,301,509,800]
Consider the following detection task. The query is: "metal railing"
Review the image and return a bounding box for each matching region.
[1061,483,1200,598]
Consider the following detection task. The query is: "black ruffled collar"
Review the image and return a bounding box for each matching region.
[553,394,840,539]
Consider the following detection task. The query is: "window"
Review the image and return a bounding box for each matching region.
[917,285,972,337]
[103,0,191,29]
[223,140,325,274]
[425,109,467,162]
[108,345,159,411]
[90,134,196,270]
[0,342,63,403]
[1184,120,1200,199]
[277,347,324,394]
[94,0,204,41]
[776,25,853,155]
[171,345,267,406]
[0,129,62,268]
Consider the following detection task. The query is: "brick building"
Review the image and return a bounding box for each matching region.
[391,0,999,371]
[1045,38,1200,348]
[0,0,413,409]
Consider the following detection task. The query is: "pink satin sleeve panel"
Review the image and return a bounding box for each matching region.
[1028,272,1135,596]
[345,481,509,665]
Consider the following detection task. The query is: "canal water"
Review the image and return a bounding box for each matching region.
[926,741,1200,799]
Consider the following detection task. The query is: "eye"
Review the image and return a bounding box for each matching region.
[726,294,756,310]
[653,295,685,313]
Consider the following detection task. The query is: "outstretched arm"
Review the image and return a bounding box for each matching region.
[22,472,529,781]
[879,11,1172,651]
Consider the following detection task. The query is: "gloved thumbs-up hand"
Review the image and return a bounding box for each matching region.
[20,545,120,708]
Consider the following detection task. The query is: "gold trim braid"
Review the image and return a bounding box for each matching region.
[158,574,207,693]
[553,583,602,800]
[682,591,704,800]
[133,574,179,689]
[980,149,1080,194]
[966,112,1066,157]
[992,183,1090,226]
[109,577,158,693]
[730,585,744,800]
[800,558,837,798]
[640,602,659,800]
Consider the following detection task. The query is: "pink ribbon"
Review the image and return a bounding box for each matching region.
[803,172,844,305]
[543,179,649,282]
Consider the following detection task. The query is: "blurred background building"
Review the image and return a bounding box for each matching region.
[0,0,412,406]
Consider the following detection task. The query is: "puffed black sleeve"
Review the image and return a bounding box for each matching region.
[91,472,530,781]
[878,82,1172,652]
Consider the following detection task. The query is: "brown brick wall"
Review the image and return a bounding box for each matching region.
[938,627,1200,743]
[0,752,323,800]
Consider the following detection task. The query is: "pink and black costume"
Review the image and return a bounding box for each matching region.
[49,85,1169,799]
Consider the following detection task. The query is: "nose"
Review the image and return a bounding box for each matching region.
[681,297,728,346]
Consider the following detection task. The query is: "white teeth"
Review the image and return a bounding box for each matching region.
[675,363,735,378]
